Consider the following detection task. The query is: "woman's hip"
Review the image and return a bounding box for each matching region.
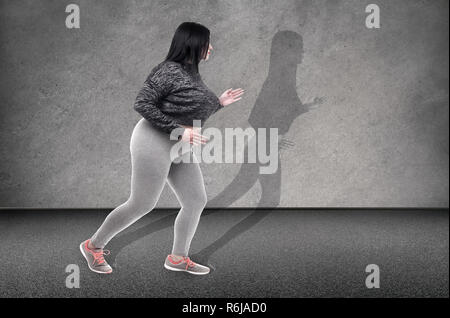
[131,119,175,155]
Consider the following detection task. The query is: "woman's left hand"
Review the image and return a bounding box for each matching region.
[219,88,245,107]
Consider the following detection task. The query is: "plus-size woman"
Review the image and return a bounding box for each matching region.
[80,22,244,275]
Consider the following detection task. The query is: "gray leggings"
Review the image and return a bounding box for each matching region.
[90,118,207,256]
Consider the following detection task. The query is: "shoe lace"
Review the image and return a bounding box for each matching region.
[182,256,196,269]
[92,249,110,266]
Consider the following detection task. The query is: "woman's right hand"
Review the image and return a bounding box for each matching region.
[180,126,209,145]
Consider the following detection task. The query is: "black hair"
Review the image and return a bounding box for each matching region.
[164,22,210,74]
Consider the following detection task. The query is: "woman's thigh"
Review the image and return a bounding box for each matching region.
[128,119,175,203]
[166,152,207,207]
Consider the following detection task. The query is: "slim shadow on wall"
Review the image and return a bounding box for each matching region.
[107,30,325,268]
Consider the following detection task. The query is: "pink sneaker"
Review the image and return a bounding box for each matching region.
[79,239,113,274]
[164,254,210,275]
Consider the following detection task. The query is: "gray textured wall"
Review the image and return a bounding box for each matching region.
[0,0,448,208]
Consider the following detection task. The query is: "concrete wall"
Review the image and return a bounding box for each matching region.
[0,0,448,208]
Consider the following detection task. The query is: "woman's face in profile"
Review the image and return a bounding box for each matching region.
[204,43,213,61]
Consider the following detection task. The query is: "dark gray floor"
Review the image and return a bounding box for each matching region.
[0,209,448,298]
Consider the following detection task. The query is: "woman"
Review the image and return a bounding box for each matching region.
[80,22,244,275]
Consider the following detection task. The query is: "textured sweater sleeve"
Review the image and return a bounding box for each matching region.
[213,98,224,113]
[133,63,183,136]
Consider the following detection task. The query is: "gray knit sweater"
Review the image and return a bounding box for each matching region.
[134,60,223,136]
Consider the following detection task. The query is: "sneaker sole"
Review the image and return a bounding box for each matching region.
[79,242,112,274]
[164,262,210,275]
